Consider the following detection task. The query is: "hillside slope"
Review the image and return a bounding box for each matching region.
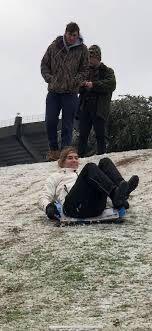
[0,149,152,330]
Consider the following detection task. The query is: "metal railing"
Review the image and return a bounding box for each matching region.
[0,112,64,128]
[22,112,62,123]
[0,118,16,128]
[22,114,45,123]
[0,114,46,128]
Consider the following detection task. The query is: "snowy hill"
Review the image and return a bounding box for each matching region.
[0,149,152,330]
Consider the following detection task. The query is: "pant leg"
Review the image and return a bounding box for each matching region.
[45,92,61,149]
[61,93,79,149]
[78,104,92,157]
[92,115,106,154]
[98,157,124,187]
[63,162,116,218]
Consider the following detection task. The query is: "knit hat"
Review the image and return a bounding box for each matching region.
[88,45,101,61]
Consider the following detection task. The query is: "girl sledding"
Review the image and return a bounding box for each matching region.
[39,147,139,226]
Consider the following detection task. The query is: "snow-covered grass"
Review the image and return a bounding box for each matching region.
[0,150,152,330]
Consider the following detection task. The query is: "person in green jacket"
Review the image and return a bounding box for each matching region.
[78,45,116,157]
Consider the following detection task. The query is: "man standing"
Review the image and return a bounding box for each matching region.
[41,22,88,161]
[78,45,116,157]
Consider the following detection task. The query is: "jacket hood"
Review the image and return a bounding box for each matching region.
[54,35,84,50]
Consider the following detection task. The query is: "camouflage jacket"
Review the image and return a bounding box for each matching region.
[79,63,116,120]
[41,36,88,93]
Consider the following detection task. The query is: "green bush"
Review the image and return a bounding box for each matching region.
[107,95,152,152]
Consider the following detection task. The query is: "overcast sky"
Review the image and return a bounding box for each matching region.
[0,0,152,122]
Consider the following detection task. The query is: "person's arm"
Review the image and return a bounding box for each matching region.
[73,46,89,87]
[91,67,116,94]
[39,176,60,220]
[41,45,54,83]
[39,177,55,211]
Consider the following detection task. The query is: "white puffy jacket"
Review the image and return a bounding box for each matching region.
[39,167,79,212]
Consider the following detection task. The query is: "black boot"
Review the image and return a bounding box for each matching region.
[96,139,106,155]
[127,175,139,196]
[111,180,129,209]
[123,200,129,209]
[98,158,124,187]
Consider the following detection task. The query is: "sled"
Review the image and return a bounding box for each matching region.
[60,207,126,226]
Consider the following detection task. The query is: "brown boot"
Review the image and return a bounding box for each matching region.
[47,150,60,162]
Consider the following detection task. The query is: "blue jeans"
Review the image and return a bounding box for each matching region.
[45,92,79,150]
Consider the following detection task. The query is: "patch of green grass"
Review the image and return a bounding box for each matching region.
[89,309,102,317]
[119,303,132,311]
[78,252,98,264]
[1,245,53,272]
[2,283,23,295]
[96,238,118,248]
[62,265,85,282]
[0,237,23,250]
[1,307,24,323]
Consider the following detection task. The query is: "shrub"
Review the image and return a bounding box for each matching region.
[107,95,152,152]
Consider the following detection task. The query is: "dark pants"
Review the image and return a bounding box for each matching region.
[78,98,106,156]
[63,157,124,218]
[45,92,79,150]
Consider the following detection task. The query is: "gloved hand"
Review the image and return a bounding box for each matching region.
[46,202,61,221]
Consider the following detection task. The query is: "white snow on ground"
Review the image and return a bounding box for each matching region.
[0,149,152,330]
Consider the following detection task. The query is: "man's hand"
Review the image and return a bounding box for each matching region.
[84,81,93,88]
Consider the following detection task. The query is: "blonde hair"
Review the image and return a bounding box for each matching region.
[58,146,78,168]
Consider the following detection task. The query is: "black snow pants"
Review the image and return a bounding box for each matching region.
[78,97,106,156]
[63,157,124,218]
